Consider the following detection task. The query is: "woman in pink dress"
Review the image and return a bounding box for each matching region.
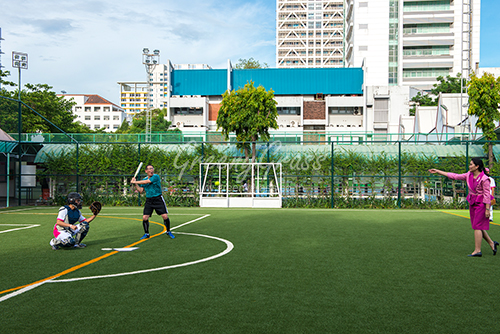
[429,157,499,257]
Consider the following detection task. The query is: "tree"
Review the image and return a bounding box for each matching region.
[116,119,130,133]
[0,70,16,88]
[0,70,92,133]
[217,81,278,162]
[234,57,269,69]
[467,72,500,166]
[409,92,437,116]
[0,86,90,134]
[122,108,172,133]
[430,73,465,95]
[408,73,466,116]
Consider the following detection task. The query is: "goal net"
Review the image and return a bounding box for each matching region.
[199,163,282,208]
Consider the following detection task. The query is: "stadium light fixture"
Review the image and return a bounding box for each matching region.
[142,48,160,142]
[12,51,28,206]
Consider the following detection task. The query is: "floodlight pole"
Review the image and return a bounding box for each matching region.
[142,48,160,142]
[18,66,21,206]
[12,51,28,207]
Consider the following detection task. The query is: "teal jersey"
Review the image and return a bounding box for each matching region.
[140,174,163,198]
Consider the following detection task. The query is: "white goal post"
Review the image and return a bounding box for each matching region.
[199,162,282,208]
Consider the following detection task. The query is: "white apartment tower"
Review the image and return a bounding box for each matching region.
[276,0,345,68]
[345,0,480,89]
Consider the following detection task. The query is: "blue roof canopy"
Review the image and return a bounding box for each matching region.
[232,68,363,95]
[170,67,363,96]
[172,69,227,96]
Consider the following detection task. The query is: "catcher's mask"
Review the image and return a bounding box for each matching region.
[67,192,83,209]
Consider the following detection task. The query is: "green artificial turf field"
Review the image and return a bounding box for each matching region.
[1,206,499,333]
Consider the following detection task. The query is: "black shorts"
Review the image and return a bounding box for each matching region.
[143,195,168,216]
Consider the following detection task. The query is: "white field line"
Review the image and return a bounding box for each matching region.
[0,213,206,216]
[171,214,211,230]
[0,281,51,303]
[0,214,216,302]
[0,207,41,213]
[52,231,233,283]
[0,224,40,234]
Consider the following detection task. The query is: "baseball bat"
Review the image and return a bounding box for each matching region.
[133,162,143,180]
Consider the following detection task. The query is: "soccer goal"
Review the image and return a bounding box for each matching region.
[199,163,282,208]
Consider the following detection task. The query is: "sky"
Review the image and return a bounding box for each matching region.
[0,0,499,104]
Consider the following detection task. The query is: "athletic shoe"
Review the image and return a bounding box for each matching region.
[50,239,59,250]
[74,243,86,248]
[166,231,175,239]
[140,233,150,239]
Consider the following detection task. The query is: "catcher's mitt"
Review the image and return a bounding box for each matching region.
[89,201,102,216]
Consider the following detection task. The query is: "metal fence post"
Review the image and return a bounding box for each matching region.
[331,140,334,208]
[397,140,401,208]
[76,143,80,193]
[137,143,141,206]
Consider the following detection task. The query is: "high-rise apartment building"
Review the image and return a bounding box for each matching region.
[345,0,480,89]
[276,0,345,68]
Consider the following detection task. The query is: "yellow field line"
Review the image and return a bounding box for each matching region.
[439,210,500,226]
[0,218,165,296]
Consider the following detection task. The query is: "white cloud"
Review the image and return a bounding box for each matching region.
[0,0,276,102]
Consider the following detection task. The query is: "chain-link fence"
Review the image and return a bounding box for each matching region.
[2,138,499,209]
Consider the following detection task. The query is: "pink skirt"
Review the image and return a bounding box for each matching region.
[469,203,490,230]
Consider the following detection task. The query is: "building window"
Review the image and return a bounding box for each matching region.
[172,107,203,115]
[403,1,451,12]
[85,107,91,112]
[403,23,450,34]
[113,116,120,120]
[94,107,101,112]
[94,124,100,129]
[94,116,100,120]
[104,107,110,112]
[328,107,363,115]
[388,0,399,85]
[104,116,110,121]
[403,46,450,56]
[374,99,389,123]
[84,116,91,120]
[403,68,450,78]
[277,107,301,115]
[113,124,119,129]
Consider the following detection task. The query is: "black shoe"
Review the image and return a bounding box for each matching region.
[468,252,482,257]
[493,241,499,256]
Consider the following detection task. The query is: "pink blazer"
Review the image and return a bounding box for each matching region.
[447,171,492,205]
